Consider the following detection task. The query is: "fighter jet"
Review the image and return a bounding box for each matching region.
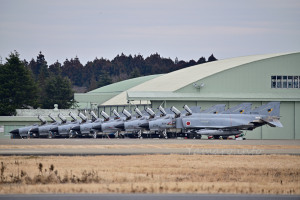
[92,109,131,137]
[114,107,157,138]
[9,115,47,139]
[147,106,178,138]
[66,112,98,138]
[29,114,63,138]
[179,102,282,139]
[139,105,202,138]
[69,111,103,138]
[48,112,81,138]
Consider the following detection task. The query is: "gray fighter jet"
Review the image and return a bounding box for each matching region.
[9,115,47,139]
[178,102,282,139]
[114,107,156,138]
[139,105,203,138]
[69,111,103,138]
[139,102,276,139]
[92,109,131,137]
[48,112,81,138]
[67,112,97,138]
[29,114,62,138]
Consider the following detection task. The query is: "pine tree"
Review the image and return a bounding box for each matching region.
[98,70,112,87]
[208,54,217,62]
[0,51,38,115]
[40,75,74,109]
[130,68,141,78]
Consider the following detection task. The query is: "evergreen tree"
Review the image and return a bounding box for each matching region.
[49,60,62,76]
[130,68,141,78]
[208,54,217,62]
[35,52,49,107]
[98,70,112,87]
[61,57,84,86]
[197,57,206,64]
[88,76,98,91]
[40,75,74,109]
[0,51,38,115]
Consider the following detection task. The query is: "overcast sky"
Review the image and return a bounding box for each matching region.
[1,0,299,65]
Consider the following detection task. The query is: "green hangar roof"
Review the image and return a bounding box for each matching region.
[101,52,300,104]
[88,74,162,93]
[74,74,162,108]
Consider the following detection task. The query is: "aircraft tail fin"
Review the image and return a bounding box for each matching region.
[201,104,226,114]
[190,106,201,113]
[222,103,252,114]
[251,102,280,117]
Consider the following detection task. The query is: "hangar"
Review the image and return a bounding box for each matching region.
[74,52,300,139]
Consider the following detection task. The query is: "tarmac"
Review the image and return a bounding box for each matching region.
[0,139,299,156]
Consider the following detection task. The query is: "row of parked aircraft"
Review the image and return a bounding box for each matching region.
[10,102,283,139]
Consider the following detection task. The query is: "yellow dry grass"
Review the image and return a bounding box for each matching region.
[0,155,299,194]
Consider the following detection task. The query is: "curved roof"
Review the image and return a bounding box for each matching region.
[88,74,162,93]
[102,52,296,105]
[74,74,162,108]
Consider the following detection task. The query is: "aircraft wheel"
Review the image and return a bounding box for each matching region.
[69,132,74,138]
[48,132,53,139]
[195,134,202,139]
[213,135,220,139]
[10,134,20,139]
[222,136,228,140]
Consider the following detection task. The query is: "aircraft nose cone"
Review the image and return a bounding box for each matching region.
[71,126,80,131]
[92,124,102,131]
[115,123,125,130]
[50,127,58,132]
[30,127,39,133]
[10,129,19,134]
[139,123,149,129]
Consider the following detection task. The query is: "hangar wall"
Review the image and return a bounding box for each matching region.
[176,53,300,95]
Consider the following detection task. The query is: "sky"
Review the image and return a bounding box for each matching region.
[0,0,300,65]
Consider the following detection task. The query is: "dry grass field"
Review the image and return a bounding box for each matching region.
[0,154,299,194]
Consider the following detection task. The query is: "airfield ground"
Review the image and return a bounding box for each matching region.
[0,154,299,194]
[0,139,299,194]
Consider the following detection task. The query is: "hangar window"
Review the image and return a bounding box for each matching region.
[294,76,299,88]
[271,76,276,88]
[277,76,282,88]
[288,76,293,88]
[271,76,299,89]
[282,76,287,88]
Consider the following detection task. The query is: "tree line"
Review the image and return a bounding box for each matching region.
[26,52,217,91]
[0,51,217,115]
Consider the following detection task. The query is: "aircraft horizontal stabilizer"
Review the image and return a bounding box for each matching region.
[263,118,283,128]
